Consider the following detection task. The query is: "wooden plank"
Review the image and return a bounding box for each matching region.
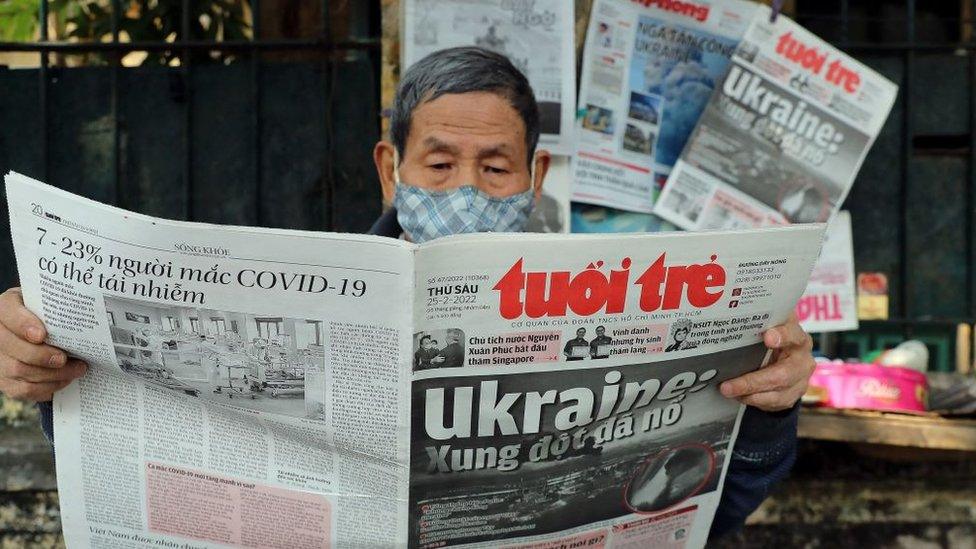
[330,55,383,234]
[908,156,968,320]
[845,54,905,316]
[48,67,116,205]
[0,70,43,291]
[119,67,186,219]
[259,62,329,231]
[798,407,976,451]
[193,63,258,226]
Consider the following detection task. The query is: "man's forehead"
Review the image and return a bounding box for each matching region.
[407,93,526,145]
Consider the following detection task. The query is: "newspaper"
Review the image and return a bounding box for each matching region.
[654,7,898,230]
[6,171,825,549]
[572,0,758,214]
[571,203,675,234]
[795,211,857,333]
[401,0,576,154]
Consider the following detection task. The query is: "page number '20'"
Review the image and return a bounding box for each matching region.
[31,203,43,216]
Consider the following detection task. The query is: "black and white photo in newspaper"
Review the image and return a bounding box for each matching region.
[410,344,764,548]
[653,6,898,230]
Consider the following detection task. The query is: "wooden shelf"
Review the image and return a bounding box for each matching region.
[798,407,976,452]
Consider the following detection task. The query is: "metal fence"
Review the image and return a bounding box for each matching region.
[0,0,383,289]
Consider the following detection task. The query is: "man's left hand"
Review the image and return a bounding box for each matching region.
[719,313,815,412]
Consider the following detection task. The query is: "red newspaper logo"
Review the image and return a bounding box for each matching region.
[493,254,726,320]
[632,0,710,22]
[775,31,861,93]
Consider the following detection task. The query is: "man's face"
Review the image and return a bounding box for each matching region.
[576,328,586,338]
[596,327,605,337]
[375,91,550,205]
[421,338,433,350]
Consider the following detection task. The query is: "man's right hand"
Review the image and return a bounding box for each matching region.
[0,288,87,402]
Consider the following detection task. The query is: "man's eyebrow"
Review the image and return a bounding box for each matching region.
[421,137,460,155]
[476,143,515,160]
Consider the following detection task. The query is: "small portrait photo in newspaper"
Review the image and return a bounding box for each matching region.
[562,326,591,361]
[665,318,700,353]
[413,328,466,370]
[562,325,617,360]
[105,296,327,420]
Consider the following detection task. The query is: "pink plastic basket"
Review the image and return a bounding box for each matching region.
[808,362,927,414]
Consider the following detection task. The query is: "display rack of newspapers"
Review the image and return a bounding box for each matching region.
[7,172,824,548]
[653,5,898,230]
[572,0,760,214]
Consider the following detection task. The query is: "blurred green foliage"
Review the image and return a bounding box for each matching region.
[0,0,251,64]
[0,0,41,41]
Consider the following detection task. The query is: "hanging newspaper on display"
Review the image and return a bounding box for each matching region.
[8,172,824,549]
[572,0,758,214]
[401,0,576,154]
[795,211,858,333]
[654,7,898,230]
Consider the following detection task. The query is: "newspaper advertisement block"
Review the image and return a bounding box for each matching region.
[654,7,898,230]
[572,0,758,214]
[7,172,824,548]
[795,211,857,333]
[401,0,576,154]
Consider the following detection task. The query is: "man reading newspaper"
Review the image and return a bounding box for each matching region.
[0,47,814,541]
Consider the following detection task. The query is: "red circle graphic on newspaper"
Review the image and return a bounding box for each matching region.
[622,442,717,515]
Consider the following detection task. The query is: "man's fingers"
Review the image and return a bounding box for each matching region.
[737,390,799,412]
[720,362,797,398]
[0,377,74,402]
[0,323,67,368]
[0,288,46,344]
[763,313,811,351]
[1,355,87,384]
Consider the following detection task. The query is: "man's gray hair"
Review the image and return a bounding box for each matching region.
[391,46,540,165]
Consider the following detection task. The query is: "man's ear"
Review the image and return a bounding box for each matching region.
[531,149,552,201]
[374,140,397,207]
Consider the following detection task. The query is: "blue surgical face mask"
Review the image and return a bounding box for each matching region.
[391,151,537,243]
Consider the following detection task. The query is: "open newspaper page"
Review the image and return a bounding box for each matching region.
[572,0,758,214]
[795,210,857,333]
[7,171,825,549]
[6,172,415,548]
[408,226,824,548]
[654,8,898,230]
[401,0,576,154]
